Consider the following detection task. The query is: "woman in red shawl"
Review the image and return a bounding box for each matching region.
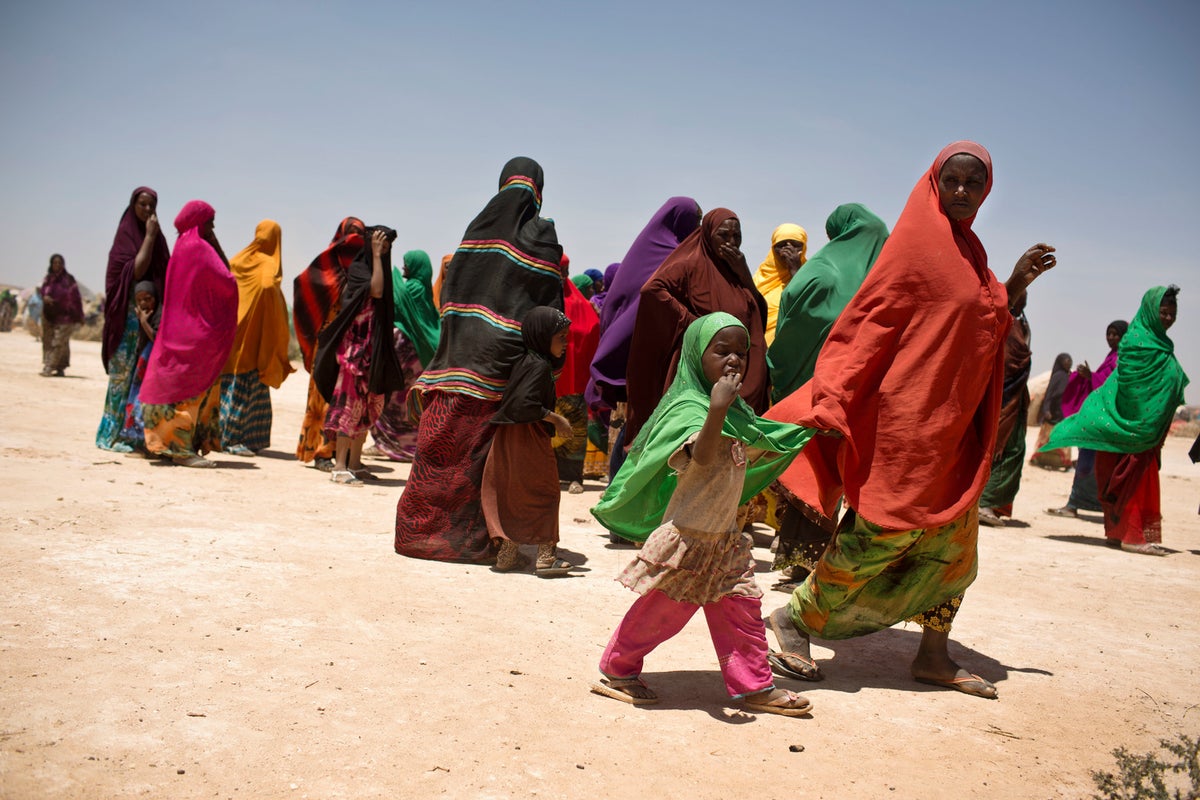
[624,208,768,444]
[139,200,238,468]
[39,254,84,377]
[763,142,1056,699]
[554,254,601,493]
[96,187,170,452]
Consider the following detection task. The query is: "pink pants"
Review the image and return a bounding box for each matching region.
[599,589,774,698]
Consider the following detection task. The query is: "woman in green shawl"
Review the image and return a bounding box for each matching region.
[369,250,442,461]
[590,313,816,713]
[765,204,889,577]
[1042,285,1188,555]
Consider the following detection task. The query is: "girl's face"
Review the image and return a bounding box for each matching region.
[135,291,156,315]
[1106,325,1124,351]
[549,328,569,359]
[1159,297,1177,332]
[701,326,749,385]
[49,255,64,274]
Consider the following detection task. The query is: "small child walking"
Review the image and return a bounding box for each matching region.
[590,312,814,715]
[482,306,578,576]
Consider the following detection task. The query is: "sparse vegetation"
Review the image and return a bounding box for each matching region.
[1091,733,1200,800]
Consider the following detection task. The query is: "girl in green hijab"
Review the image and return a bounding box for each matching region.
[590,313,816,715]
[1043,285,1188,554]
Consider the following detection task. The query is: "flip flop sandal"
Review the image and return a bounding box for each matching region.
[913,673,998,699]
[352,468,379,481]
[742,689,813,717]
[173,455,215,469]
[535,557,576,578]
[226,444,255,457]
[330,469,363,486]
[589,676,658,706]
[767,650,824,682]
[1044,506,1078,518]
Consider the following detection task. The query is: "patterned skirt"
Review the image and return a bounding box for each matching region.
[394,392,499,563]
[323,304,383,439]
[553,393,588,483]
[296,375,335,462]
[370,329,422,461]
[143,383,223,458]
[41,320,74,372]
[618,524,761,606]
[122,341,153,445]
[787,506,979,640]
[220,370,273,452]
[95,307,141,452]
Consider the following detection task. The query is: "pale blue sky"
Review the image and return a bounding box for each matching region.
[1,0,1196,385]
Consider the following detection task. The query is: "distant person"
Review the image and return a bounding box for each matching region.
[0,289,18,332]
[766,204,889,576]
[1029,352,1074,470]
[139,201,238,468]
[368,249,441,462]
[753,223,807,346]
[571,272,595,299]
[591,314,814,714]
[482,306,577,576]
[97,187,170,452]
[39,254,84,377]
[1044,320,1128,517]
[219,220,294,456]
[589,262,619,317]
[587,197,701,479]
[554,255,601,494]
[978,291,1033,526]
[763,141,1056,698]
[292,217,366,471]
[396,157,563,564]
[1043,286,1188,555]
[625,208,769,446]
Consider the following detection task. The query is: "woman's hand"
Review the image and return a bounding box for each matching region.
[1076,361,1092,382]
[371,229,391,258]
[718,242,748,273]
[146,213,159,240]
[1007,243,1056,294]
[710,372,742,412]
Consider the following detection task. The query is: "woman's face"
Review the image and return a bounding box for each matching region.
[1159,297,1177,331]
[1105,325,1125,350]
[49,255,64,274]
[711,218,743,265]
[701,326,749,385]
[133,192,156,223]
[1059,354,1073,371]
[135,291,156,314]
[549,328,569,359]
[938,154,988,221]
[201,217,215,240]
[772,239,804,277]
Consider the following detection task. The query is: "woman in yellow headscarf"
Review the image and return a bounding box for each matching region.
[219,219,295,455]
[754,224,808,345]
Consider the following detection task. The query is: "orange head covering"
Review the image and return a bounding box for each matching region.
[224,219,295,388]
[754,223,808,344]
[766,141,1009,530]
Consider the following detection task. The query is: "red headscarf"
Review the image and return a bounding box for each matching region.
[292,217,366,371]
[138,201,239,405]
[555,254,600,397]
[766,141,1010,530]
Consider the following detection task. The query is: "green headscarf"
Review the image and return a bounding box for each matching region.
[392,250,441,368]
[1044,286,1188,453]
[592,312,814,541]
[767,203,889,402]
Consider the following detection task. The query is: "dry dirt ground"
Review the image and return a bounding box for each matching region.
[2,332,1198,800]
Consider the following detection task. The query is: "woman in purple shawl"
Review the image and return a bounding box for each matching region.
[139,200,238,468]
[39,254,84,377]
[585,198,701,478]
[96,187,171,451]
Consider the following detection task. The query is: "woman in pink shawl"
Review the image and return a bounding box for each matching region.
[39,254,84,377]
[139,201,238,468]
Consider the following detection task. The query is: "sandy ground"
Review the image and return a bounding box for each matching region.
[2,332,1198,800]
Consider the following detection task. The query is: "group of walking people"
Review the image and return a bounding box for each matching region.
[81,140,1187,718]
